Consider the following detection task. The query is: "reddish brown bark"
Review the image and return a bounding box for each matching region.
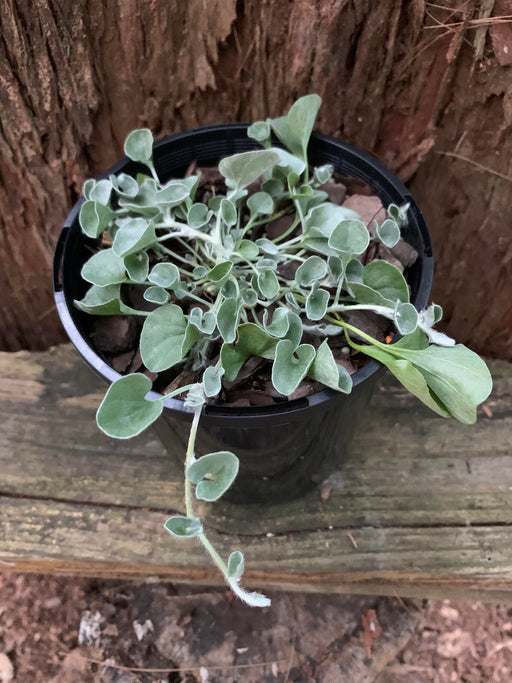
[0,0,510,357]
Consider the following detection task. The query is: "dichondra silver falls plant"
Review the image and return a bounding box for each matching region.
[75,95,492,607]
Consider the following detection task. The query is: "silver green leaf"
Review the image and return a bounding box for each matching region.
[208,261,233,286]
[227,551,244,580]
[419,303,443,328]
[267,94,322,160]
[257,268,279,299]
[148,262,180,288]
[255,238,278,255]
[254,258,278,271]
[304,204,360,239]
[328,219,370,256]
[271,147,307,175]
[295,255,328,287]
[228,584,270,608]
[284,291,301,312]
[326,255,344,285]
[271,339,316,396]
[143,285,170,304]
[247,121,271,144]
[282,310,304,347]
[362,260,409,303]
[140,304,200,372]
[218,149,280,190]
[193,265,208,279]
[187,451,239,502]
[96,374,163,438]
[74,284,140,316]
[387,202,410,227]
[208,195,223,213]
[295,189,328,216]
[348,260,409,307]
[217,297,241,343]
[262,178,284,197]
[247,192,274,216]
[377,218,401,248]
[308,339,353,393]
[262,307,291,338]
[203,365,225,398]
[394,302,419,335]
[184,383,206,408]
[305,287,329,321]
[345,258,364,283]
[81,248,126,287]
[118,179,160,216]
[240,287,258,307]
[112,217,156,257]
[417,307,453,346]
[221,278,239,300]
[156,180,191,207]
[238,240,260,259]
[225,548,271,605]
[89,179,112,206]
[422,327,456,347]
[188,203,212,228]
[110,173,139,198]
[189,307,217,335]
[164,516,203,538]
[82,178,95,199]
[348,335,492,424]
[124,128,154,164]
[219,198,237,226]
[314,164,334,184]
[124,251,149,282]
[79,200,114,238]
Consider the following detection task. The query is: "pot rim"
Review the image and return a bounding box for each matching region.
[53,124,434,424]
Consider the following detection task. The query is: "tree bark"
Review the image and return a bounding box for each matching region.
[0,0,510,357]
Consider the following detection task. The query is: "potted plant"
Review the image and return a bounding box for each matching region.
[53,95,492,607]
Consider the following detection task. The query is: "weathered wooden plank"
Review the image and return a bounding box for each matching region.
[2,497,512,603]
[1,346,510,533]
[1,345,512,602]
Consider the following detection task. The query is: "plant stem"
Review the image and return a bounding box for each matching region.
[213,212,223,248]
[276,234,303,250]
[198,533,230,575]
[158,244,199,268]
[180,405,233,590]
[278,252,306,263]
[148,161,160,183]
[175,236,202,261]
[184,405,202,517]
[185,290,215,307]
[333,275,345,308]
[325,314,388,348]
[160,383,196,402]
[328,303,394,319]
[293,196,306,233]
[156,224,218,245]
[245,209,288,236]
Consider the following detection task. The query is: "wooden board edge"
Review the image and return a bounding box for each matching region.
[2,558,512,605]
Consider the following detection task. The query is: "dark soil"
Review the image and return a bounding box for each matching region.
[1,573,510,683]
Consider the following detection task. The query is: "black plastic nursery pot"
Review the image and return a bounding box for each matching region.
[53,125,434,504]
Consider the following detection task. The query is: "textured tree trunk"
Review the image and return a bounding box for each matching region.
[0,0,510,357]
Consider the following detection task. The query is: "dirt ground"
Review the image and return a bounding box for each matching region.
[0,573,511,683]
